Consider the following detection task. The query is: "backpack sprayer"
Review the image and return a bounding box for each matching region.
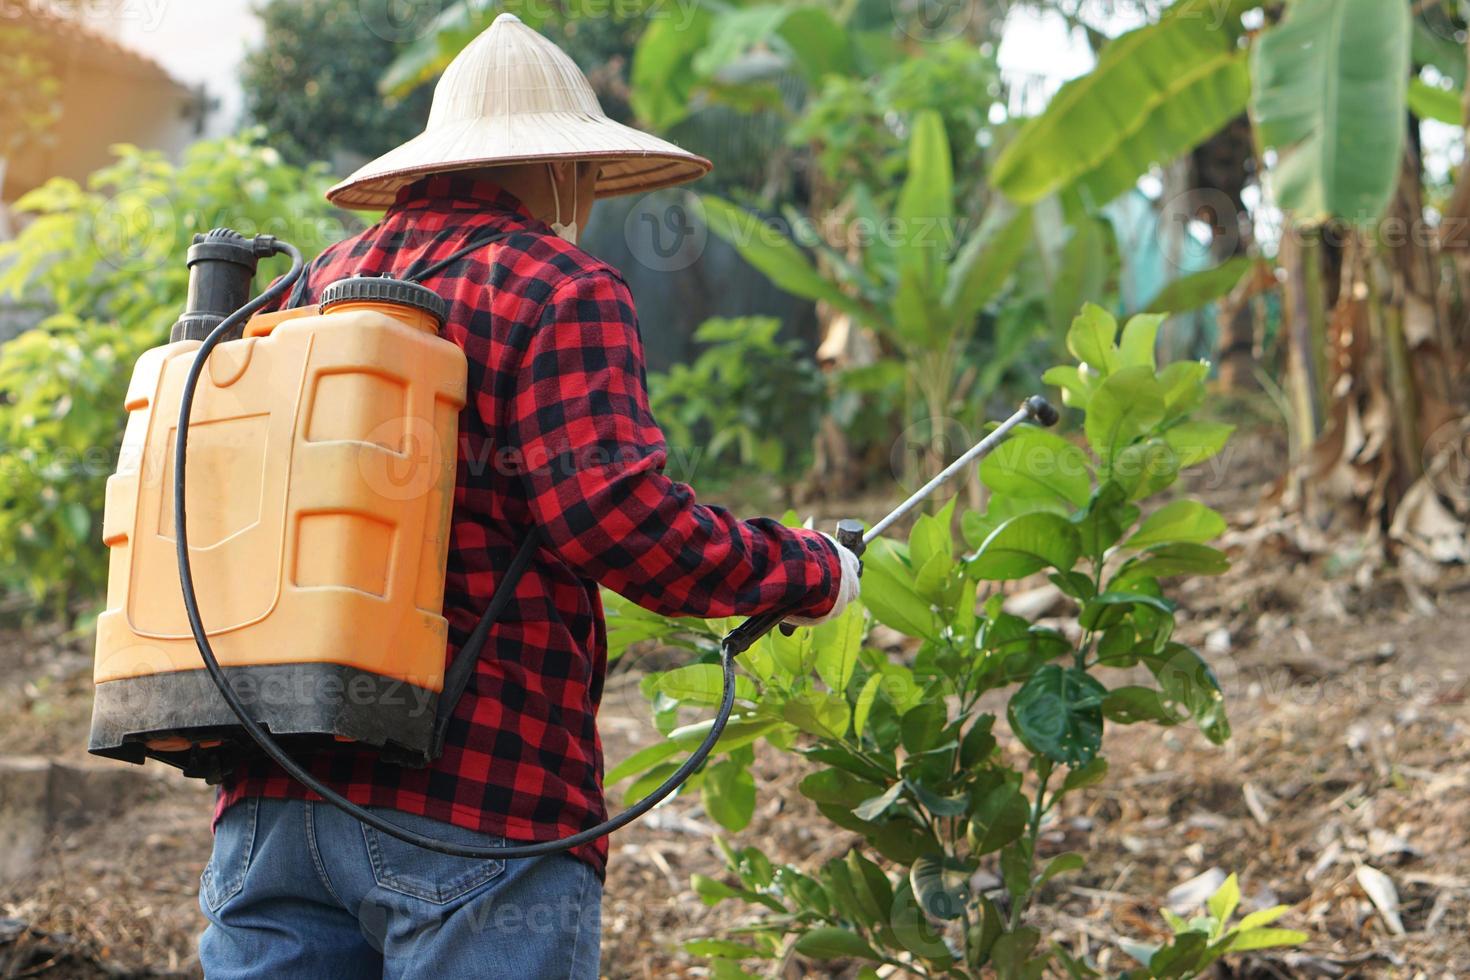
[86,230,1057,858]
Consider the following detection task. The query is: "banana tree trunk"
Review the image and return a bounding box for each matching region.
[1192,115,1259,390]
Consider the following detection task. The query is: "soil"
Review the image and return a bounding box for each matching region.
[1,422,1466,978]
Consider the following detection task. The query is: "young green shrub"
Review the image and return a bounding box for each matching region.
[646,316,824,499]
[609,304,1303,977]
[0,132,343,609]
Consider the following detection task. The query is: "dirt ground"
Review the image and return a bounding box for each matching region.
[0,426,1466,978]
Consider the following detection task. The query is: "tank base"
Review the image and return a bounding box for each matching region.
[88,664,440,783]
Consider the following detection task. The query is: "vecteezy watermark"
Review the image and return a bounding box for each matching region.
[624,190,708,274]
[356,0,452,43]
[1153,186,1240,275]
[354,0,704,43]
[3,0,169,31]
[889,0,975,43]
[1418,0,1470,43]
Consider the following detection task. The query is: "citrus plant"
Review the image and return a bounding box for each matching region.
[607,304,1304,976]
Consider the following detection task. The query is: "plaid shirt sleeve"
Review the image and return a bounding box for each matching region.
[507,269,842,620]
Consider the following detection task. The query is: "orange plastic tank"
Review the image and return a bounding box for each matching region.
[89,277,465,778]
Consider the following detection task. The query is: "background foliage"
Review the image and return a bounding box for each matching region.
[0,134,342,606]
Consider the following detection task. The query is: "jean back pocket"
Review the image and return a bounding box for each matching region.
[201,798,259,912]
[361,810,505,904]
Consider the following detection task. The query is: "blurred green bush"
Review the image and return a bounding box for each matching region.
[0,132,345,610]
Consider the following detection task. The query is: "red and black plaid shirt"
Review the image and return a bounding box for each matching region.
[217,174,842,875]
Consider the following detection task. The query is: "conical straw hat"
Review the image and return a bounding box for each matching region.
[327,13,712,210]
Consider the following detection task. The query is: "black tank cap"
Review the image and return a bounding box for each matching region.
[320,275,449,329]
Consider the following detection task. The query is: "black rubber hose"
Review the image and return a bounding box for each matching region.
[174,240,738,857]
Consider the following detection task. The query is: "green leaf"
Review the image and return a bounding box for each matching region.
[1146,644,1230,744]
[1061,757,1109,793]
[891,878,952,958]
[630,9,714,130]
[690,873,744,906]
[782,689,851,739]
[656,664,758,705]
[1119,543,1230,581]
[1208,873,1241,925]
[1157,361,1209,421]
[909,856,972,920]
[968,780,1029,855]
[1235,905,1292,931]
[800,768,885,808]
[702,758,756,832]
[1007,664,1108,766]
[846,850,894,925]
[776,7,856,81]
[909,502,954,572]
[853,781,904,822]
[900,701,948,754]
[702,196,868,320]
[980,428,1093,509]
[625,761,681,806]
[813,604,863,693]
[1144,257,1255,316]
[1118,314,1164,371]
[1066,303,1120,376]
[969,513,1081,580]
[1147,931,1209,976]
[1226,927,1309,952]
[1251,0,1410,224]
[1126,500,1226,549]
[1042,364,1094,410]
[861,541,937,640]
[1102,686,1185,726]
[1071,481,1140,557]
[1163,421,1235,468]
[894,109,954,277]
[991,5,1250,205]
[943,203,1034,325]
[852,673,884,738]
[1038,852,1086,886]
[606,739,682,786]
[1084,366,1165,463]
[1111,437,1181,501]
[793,927,880,962]
[990,926,1042,976]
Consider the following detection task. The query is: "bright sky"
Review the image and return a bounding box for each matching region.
[100,0,260,137]
[95,1,1463,188]
[101,2,1105,140]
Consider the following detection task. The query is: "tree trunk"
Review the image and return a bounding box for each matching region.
[1190,115,1259,389]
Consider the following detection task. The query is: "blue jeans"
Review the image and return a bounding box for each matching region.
[198,798,602,979]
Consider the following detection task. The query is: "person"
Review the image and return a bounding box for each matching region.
[196,13,860,980]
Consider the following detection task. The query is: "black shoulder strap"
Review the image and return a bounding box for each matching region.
[431,533,540,758]
[405,226,518,284]
[422,222,535,759]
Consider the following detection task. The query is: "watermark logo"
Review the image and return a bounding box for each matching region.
[5,0,169,32]
[1155,187,1240,274]
[623,190,708,273]
[90,188,176,271]
[890,0,974,43]
[359,416,454,502]
[358,0,449,43]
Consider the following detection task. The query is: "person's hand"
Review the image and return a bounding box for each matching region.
[786,533,862,626]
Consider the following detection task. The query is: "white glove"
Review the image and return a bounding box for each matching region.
[786,533,862,626]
